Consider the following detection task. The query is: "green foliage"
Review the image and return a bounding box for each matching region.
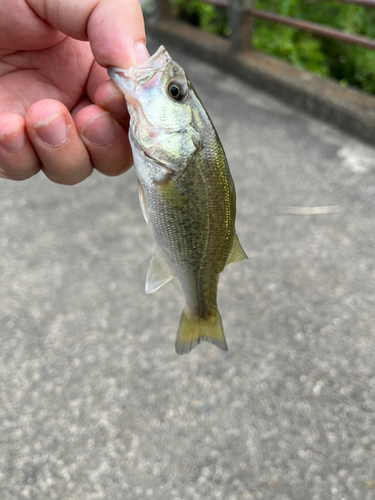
[255,0,375,93]
[252,24,330,76]
[171,0,375,94]
[170,0,229,36]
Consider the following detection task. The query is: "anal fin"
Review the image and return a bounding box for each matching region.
[146,246,176,294]
[225,233,248,268]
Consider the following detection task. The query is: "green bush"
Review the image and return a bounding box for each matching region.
[170,0,229,36]
[170,0,375,94]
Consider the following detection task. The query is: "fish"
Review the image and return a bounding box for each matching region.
[108,46,247,355]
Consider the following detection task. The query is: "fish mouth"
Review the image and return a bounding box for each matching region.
[107,46,172,162]
[107,45,171,93]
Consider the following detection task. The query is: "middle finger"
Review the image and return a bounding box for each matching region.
[25,99,93,185]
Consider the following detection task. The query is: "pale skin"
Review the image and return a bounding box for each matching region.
[0,0,149,184]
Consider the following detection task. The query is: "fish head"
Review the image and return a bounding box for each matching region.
[108,46,203,170]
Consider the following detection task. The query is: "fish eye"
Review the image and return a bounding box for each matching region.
[167,81,187,102]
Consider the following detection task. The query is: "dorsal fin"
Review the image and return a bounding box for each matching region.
[146,246,176,294]
[225,233,248,268]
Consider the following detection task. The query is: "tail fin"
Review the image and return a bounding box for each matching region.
[175,307,228,355]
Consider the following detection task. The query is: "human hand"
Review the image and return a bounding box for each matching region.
[0,0,148,184]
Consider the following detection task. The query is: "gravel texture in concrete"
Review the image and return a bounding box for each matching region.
[1,37,375,500]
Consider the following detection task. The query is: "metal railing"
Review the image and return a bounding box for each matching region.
[154,0,375,53]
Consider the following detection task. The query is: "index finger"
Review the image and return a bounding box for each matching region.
[27,0,147,68]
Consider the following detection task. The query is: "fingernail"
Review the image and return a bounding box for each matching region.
[80,112,117,146]
[0,125,26,153]
[134,42,150,64]
[102,93,128,117]
[34,112,68,147]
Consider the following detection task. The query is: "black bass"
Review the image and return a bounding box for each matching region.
[108,46,247,355]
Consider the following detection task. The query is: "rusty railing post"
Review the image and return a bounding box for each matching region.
[230,0,245,52]
[243,0,255,51]
[154,0,171,23]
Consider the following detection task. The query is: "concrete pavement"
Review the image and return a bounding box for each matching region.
[1,36,375,500]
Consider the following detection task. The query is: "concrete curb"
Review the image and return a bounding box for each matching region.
[147,19,375,145]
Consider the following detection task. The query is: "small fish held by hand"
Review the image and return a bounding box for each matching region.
[108,46,247,355]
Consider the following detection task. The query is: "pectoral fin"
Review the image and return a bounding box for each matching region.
[146,246,176,294]
[225,233,248,268]
[138,181,150,224]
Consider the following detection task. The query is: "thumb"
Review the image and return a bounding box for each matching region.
[27,0,149,67]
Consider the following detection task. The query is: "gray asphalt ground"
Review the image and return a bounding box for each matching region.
[1,36,375,500]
